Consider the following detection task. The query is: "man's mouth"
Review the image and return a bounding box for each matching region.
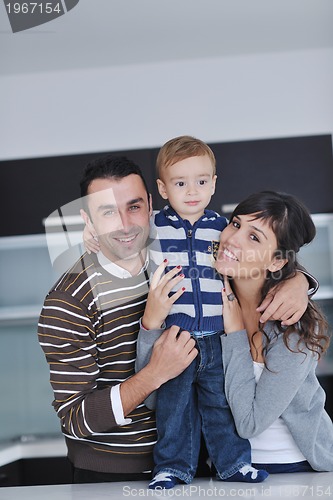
[115,234,137,244]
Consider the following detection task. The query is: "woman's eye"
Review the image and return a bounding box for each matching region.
[250,234,260,242]
[232,220,240,229]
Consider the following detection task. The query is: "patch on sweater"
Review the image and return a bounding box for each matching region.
[208,240,220,260]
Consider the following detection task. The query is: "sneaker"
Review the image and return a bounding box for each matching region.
[148,472,181,489]
[222,465,269,483]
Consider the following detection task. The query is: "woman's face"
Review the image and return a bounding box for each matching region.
[215,213,283,280]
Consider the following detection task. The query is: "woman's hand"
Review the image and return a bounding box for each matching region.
[222,277,245,334]
[142,260,185,330]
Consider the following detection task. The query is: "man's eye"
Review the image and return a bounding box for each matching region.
[129,205,140,211]
[104,210,115,216]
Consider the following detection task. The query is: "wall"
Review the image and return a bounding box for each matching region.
[1,48,333,160]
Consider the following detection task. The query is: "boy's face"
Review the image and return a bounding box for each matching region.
[157,155,217,224]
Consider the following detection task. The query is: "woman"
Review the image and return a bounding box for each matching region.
[216,190,333,473]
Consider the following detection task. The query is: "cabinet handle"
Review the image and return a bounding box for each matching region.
[0,472,8,483]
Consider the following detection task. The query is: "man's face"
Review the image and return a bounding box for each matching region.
[83,174,152,269]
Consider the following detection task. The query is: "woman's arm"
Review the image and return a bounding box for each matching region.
[220,328,316,439]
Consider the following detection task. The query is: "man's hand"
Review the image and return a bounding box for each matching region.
[257,272,309,326]
[142,261,185,330]
[146,326,198,388]
[120,326,197,416]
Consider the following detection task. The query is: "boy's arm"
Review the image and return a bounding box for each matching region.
[257,268,318,326]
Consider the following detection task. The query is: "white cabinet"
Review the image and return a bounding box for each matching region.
[0,231,83,324]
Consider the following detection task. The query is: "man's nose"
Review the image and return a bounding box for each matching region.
[119,211,132,232]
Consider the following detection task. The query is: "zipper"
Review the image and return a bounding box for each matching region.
[185,221,202,329]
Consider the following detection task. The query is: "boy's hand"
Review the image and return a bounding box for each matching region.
[257,272,309,326]
[142,260,185,330]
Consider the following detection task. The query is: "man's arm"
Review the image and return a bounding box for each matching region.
[257,270,318,326]
[121,326,197,415]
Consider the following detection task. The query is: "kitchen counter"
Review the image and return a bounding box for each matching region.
[0,437,66,468]
[0,473,332,500]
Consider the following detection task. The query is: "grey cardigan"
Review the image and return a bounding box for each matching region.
[221,322,333,472]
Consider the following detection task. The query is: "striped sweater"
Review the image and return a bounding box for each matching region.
[150,206,228,332]
[38,252,156,474]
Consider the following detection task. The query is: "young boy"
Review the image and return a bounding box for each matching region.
[135,136,269,488]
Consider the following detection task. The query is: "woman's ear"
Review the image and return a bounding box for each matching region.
[267,256,288,273]
[156,179,168,200]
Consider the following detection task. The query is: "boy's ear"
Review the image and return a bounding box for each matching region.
[211,175,217,195]
[267,256,288,273]
[156,179,168,200]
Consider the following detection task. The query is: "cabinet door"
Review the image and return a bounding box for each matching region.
[1,149,155,237]
[208,135,333,216]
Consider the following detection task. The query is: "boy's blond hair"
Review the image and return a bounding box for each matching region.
[156,136,216,179]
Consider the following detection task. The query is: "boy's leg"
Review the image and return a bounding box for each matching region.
[196,334,267,482]
[152,356,201,485]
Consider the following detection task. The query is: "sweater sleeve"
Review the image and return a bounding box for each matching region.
[38,290,119,437]
[220,328,316,439]
[135,322,164,410]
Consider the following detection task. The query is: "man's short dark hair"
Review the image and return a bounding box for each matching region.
[80,155,150,201]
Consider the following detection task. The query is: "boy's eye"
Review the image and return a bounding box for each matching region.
[198,180,207,185]
[176,181,185,187]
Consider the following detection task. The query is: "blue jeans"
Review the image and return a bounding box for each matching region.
[153,332,251,483]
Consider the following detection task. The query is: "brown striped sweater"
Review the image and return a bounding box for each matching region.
[38,252,156,474]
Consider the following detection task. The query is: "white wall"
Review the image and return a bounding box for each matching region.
[1,47,333,160]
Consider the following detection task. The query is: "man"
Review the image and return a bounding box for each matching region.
[38,155,198,483]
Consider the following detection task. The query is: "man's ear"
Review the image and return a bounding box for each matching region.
[148,193,153,216]
[268,256,288,273]
[156,179,168,200]
[80,208,91,226]
[80,209,97,238]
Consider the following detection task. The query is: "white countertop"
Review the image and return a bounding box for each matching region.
[0,474,332,500]
[0,437,66,467]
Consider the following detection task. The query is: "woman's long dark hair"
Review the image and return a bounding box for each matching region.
[230,191,330,359]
